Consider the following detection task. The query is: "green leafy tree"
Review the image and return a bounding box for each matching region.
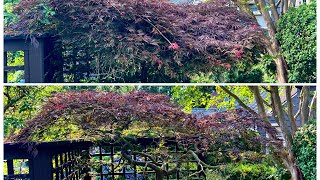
[4,0,20,25]
[4,86,63,137]
[276,2,316,83]
[292,119,316,180]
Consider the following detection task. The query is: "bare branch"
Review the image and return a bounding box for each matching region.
[219,86,257,115]
[276,0,282,7]
[268,0,280,23]
[254,0,277,38]
[309,91,316,119]
[270,86,293,148]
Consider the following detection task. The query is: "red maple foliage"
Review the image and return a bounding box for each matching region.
[168,42,180,50]
[6,0,265,82]
[9,91,280,153]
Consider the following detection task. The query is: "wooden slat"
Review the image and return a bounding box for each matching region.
[4,66,24,71]
[4,39,29,51]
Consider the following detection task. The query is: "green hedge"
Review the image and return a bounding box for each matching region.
[292,119,316,180]
[276,2,316,83]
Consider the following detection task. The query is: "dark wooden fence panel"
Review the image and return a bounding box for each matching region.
[4,141,92,180]
[4,36,45,83]
[4,139,206,180]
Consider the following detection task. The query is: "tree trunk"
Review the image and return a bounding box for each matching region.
[300,87,310,126]
[309,91,317,119]
[285,86,297,136]
[274,57,289,83]
[282,151,303,180]
[270,86,293,147]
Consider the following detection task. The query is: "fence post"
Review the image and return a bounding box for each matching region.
[28,38,45,83]
[29,150,53,180]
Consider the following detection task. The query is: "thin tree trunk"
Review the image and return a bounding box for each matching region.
[274,57,289,83]
[253,0,289,83]
[270,86,303,179]
[300,87,310,125]
[285,86,297,136]
[309,91,317,119]
[270,86,293,148]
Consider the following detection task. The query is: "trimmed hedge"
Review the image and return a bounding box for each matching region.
[292,119,316,180]
[276,2,316,83]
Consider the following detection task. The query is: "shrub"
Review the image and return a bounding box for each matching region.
[207,162,279,180]
[292,119,316,180]
[276,2,316,83]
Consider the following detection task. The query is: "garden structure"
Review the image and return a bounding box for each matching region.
[4,91,280,180]
[4,139,206,180]
[4,35,63,83]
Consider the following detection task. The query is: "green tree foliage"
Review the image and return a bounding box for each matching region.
[276,2,316,83]
[171,86,215,112]
[219,162,278,180]
[4,86,63,137]
[171,86,265,112]
[292,119,316,180]
[4,0,20,25]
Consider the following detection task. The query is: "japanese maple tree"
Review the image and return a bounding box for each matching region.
[7,0,265,82]
[9,90,280,179]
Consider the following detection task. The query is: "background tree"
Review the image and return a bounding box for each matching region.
[4,86,63,136]
[230,0,316,83]
[276,1,316,83]
[292,119,316,180]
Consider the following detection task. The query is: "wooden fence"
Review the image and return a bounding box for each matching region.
[4,139,205,180]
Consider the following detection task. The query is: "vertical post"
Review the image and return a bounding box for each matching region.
[4,52,7,83]
[28,38,44,83]
[7,160,14,175]
[29,150,53,180]
[24,50,30,82]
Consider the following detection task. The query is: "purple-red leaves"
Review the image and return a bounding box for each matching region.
[9,90,280,155]
[7,0,265,81]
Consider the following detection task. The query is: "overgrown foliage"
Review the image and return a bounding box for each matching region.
[276,2,316,83]
[8,90,280,179]
[292,119,316,180]
[7,0,265,82]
